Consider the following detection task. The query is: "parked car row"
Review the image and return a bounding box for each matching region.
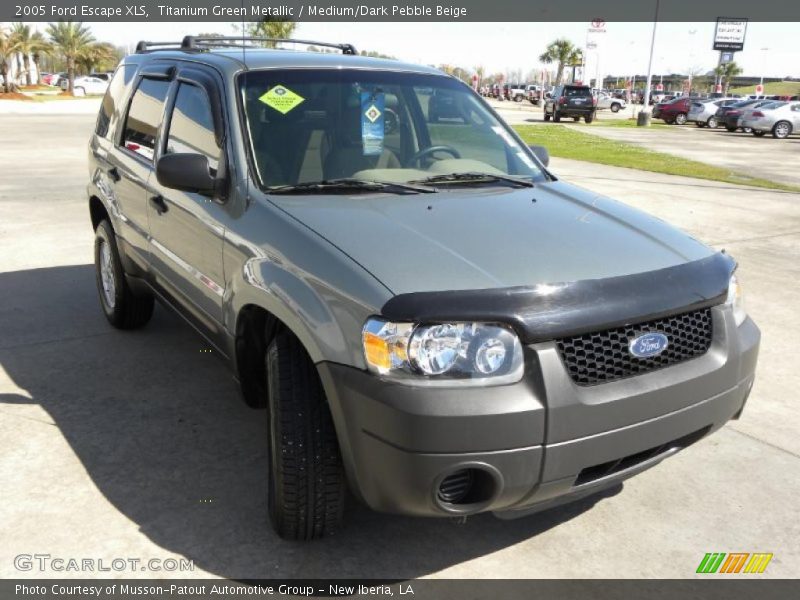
[653,95,800,139]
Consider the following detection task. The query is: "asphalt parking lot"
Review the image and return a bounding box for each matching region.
[490,99,800,187]
[1,113,799,579]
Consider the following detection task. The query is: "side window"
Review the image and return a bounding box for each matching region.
[95,65,136,139]
[121,77,171,161]
[165,83,220,170]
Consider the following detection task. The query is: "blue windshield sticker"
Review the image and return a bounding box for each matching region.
[361,91,385,156]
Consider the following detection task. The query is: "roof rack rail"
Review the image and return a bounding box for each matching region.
[135,40,184,53]
[180,36,358,55]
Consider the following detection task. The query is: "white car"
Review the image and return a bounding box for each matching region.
[596,93,626,112]
[60,76,109,96]
[687,98,738,128]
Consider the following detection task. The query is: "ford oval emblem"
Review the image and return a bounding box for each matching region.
[629,332,669,358]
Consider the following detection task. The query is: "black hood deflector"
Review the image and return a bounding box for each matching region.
[380,252,735,343]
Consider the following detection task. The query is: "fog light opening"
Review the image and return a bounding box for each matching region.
[437,468,496,507]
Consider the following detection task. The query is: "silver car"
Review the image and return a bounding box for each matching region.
[741,101,800,138]
[687,98,738,128]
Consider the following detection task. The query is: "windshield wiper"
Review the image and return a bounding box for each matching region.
[410,172,535,188]
[268,178,436,195]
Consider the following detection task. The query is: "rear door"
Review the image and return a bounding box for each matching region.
[790,103,800,129]
[564,86,592,109]
[106,70,173,273]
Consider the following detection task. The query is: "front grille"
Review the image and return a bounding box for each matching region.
[556,307,714,386]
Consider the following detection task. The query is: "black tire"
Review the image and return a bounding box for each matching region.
[665,119,675,125]
[695,122,705,128]
[553,111,561,123]
[94,220,154,329]
[753,130,765,137]
[725,125,737,132]
[675,113,687,125]
[707,116,718,128]
[543,111,551,121]
[585,113,594,124]
[266,330,345,541]
[610,103,621,113]
[573,116,580,122]
[772,120,792,139]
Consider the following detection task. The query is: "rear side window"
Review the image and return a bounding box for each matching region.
[121,78,171,161]
[565,87,591,97]
[95,65,137,139]
[165,83,220,170]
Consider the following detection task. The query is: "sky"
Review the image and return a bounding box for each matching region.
[29,21,798,79]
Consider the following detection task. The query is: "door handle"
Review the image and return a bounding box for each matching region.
[149,195,168,215]
[106,166,120,182]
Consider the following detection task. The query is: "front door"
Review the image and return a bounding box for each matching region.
[148,76,228,349]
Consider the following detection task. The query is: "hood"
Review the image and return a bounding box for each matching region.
[269,181,714,295]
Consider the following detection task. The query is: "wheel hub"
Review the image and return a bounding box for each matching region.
[99,240,116,309]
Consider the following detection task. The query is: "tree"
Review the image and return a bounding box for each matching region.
[246,20,297,47]
[11,24,52,86]
[46,21,94,94]
[539,38,583,86]
[76,42,118,75]
[714,61,743,95]
[0,25,22,93]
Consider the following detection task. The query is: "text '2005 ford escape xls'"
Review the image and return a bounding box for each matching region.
[87,36,760,540]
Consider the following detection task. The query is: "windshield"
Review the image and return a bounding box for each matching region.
[239,69,546,189]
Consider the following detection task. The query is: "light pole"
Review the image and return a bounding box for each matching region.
[759,47,769,88]
[638,0,660,126]
[687,29,697,95]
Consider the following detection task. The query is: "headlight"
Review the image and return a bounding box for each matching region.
[726,274,747,326]
[362,318,524,385]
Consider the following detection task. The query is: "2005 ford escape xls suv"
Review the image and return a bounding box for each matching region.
[88,36,760,541]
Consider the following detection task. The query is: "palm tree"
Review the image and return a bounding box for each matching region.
[0,25,22,93]
[10,24,51,86]
[714,61,743,95]
[30,32,52,86]
[247,19,297,47]
[539,38,583,86]
[46,21,94,94]
[76,42,118,76]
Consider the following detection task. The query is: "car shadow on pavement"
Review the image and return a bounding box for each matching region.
[0,265,621,579]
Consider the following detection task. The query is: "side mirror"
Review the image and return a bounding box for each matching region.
[529,144,550,167]
[156,153,216,194]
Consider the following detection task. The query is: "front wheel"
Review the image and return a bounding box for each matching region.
[675,113,687,125]
[707,116,718,128]
[773,121,793,139]
[266,330,346,541]
[610,103,621,113]
[94,220,154,329]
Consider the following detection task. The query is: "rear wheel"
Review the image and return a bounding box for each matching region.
[266,329,346,541]
[610,103,621,113]
[707,116,718,128]
[94,220,154,329]
[553,111,561,123]
[675,113,687,125]
[585,113,594,124]
[773,120,792,139]
[573,116,580,122]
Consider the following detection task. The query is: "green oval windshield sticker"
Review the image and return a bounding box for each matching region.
[259,85,305,114]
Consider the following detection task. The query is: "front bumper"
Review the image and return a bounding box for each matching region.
[317,307,759,517]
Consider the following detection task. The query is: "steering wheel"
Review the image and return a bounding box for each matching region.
[405,145,461,167]
[384,107,399,135]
